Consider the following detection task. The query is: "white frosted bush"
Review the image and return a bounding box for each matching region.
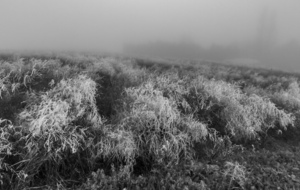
[11,75,105,185]
[115,80,208,164]
[270,81,300,112]
[19,75,102,137]
[190,76,295,140]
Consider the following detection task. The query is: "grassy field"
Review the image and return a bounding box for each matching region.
[0,52,300,189]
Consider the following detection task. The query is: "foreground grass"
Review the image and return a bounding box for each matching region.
[0,53,299,189]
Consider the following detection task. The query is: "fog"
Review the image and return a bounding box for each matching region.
[1,0,300,71]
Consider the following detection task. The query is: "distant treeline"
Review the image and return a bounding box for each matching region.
[124,40,300,72]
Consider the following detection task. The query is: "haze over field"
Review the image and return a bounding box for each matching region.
[0,0,300,71]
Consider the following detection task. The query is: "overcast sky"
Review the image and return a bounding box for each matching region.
[0,0,299,52]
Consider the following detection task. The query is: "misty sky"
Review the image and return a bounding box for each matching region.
[0,0,300,52]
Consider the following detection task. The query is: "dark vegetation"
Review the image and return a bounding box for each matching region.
[0,52,299,189]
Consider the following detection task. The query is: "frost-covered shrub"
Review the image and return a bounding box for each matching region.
[19,75,102,135]
[151,72,191,112]
[270,81,300,112]
[0,58,81,120]
[187,76,295,140]
[0,75,105,188]
[113,80,208,167]
[268,81,300,140]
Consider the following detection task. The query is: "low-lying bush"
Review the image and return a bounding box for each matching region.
[186,76,295,141]
[114,80,208,168]
[1,75,105,188]
[1,53,300,189]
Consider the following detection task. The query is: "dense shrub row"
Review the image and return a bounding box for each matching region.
[0,53,299,189]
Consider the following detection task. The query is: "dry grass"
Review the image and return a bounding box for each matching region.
[0,53,299,189]
[188,76,295,140]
